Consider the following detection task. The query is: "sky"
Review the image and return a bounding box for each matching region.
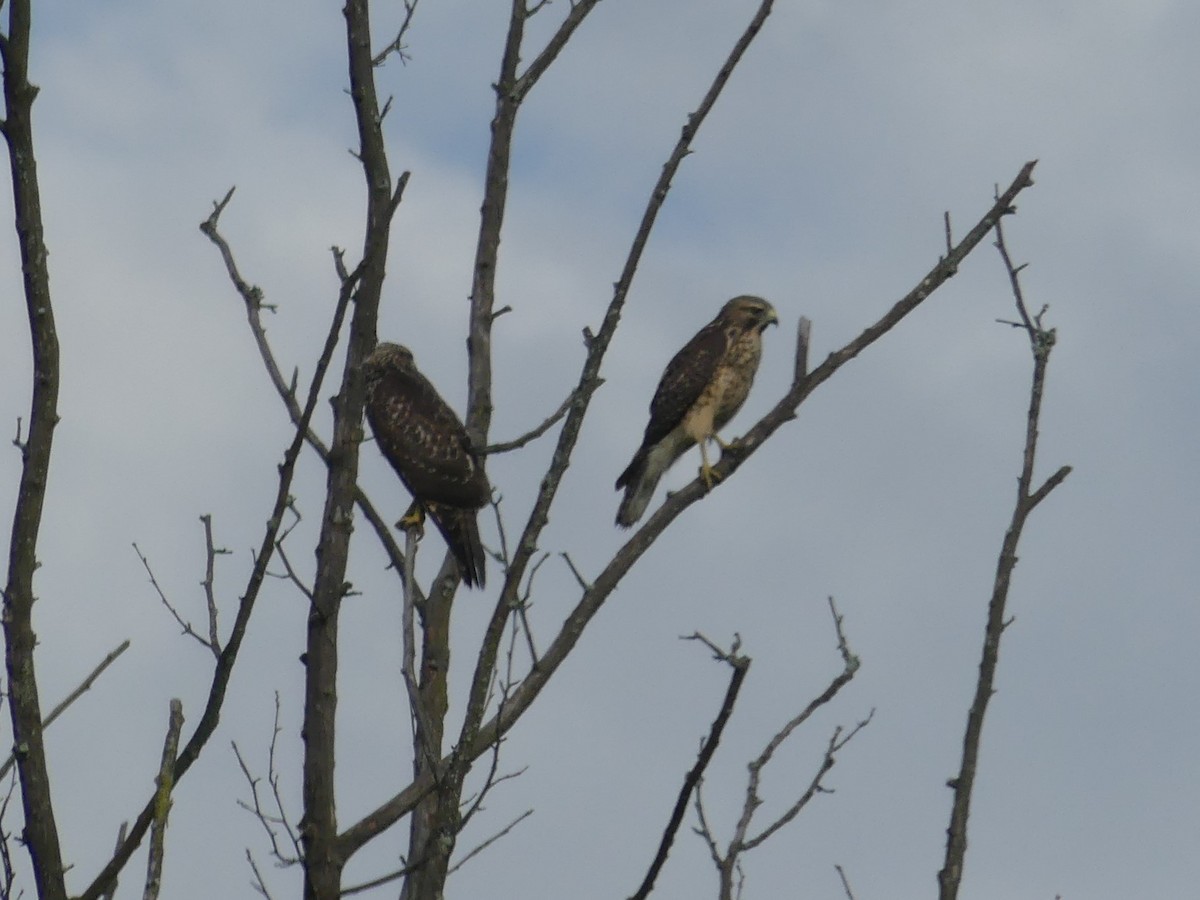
[1,0,1197,898]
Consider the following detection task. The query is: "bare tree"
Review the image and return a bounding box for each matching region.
[0,1,1062,899]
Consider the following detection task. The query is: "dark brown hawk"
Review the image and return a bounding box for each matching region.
[363,342,490,587]
[615,295,778,527]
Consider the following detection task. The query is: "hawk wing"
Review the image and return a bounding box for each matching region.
[366,365,489,510]
[642,320,729,449]
[615,318,728,494]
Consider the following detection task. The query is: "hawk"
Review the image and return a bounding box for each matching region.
[363,342,490,587]
[615,295,778,527]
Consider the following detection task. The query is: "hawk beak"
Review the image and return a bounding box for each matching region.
[764,307,780,328]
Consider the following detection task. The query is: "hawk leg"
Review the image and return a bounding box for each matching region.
[396,501,426,538]
[698,440,724,491]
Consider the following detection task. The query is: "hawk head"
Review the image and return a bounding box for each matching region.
[363,342,415,390]
[721,295,779,333]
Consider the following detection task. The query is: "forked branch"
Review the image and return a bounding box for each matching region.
[693,600,869,900]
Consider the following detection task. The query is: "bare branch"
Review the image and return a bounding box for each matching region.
[481,381,592,454]
[232,693,302,869]
[270,502,315,603]
[679,604,869,900]
[143,699,184,900]
[446,808,533,875]
[459,618,528,833]
[512,0,603,102]
[1028,464,1072,511]
[371,0,420,67]
[732,602,863,856]
[0,639,131,782]
[341,859,422,897]
[937,219,1070,900]
[134,542,216,655]
[98,821,128,900]
[199,514,229,653]
[245,849,277,900]
[742,711,873,851]
[835,864,858,900]
[692,779,723,869]
[629,636,750,900]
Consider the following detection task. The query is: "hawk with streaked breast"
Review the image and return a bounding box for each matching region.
[615,295,778,527]
[363,342,489,587]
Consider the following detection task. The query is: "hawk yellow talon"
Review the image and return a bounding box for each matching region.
[397,503,426,536]
[699,463,724,491]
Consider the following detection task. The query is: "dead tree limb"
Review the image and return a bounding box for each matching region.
[694,601,869,900]
[629,635,750,900]
[936,218,1071,900]
[1,1,69,894]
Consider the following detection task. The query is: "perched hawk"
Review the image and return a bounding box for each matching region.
[363,342,490,587]
[615,295,778,527]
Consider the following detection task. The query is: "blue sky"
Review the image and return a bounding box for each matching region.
[1,1,1197,898]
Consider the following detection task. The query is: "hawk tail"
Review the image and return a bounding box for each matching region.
[615,442,674,528]
[428,503,487,588]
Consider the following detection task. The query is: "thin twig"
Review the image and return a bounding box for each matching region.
[560,551,592,593]
[481,382,592,454]
[231,694,302,867]
[245,849,276,900]
[742,711,873,851]
[135,543,215,654]
[835,864,858,900]
[371,0,420,66]
[199,514,228,655]
[0,639,131,781]
[446,808,533,875]
[270,502,314,602]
